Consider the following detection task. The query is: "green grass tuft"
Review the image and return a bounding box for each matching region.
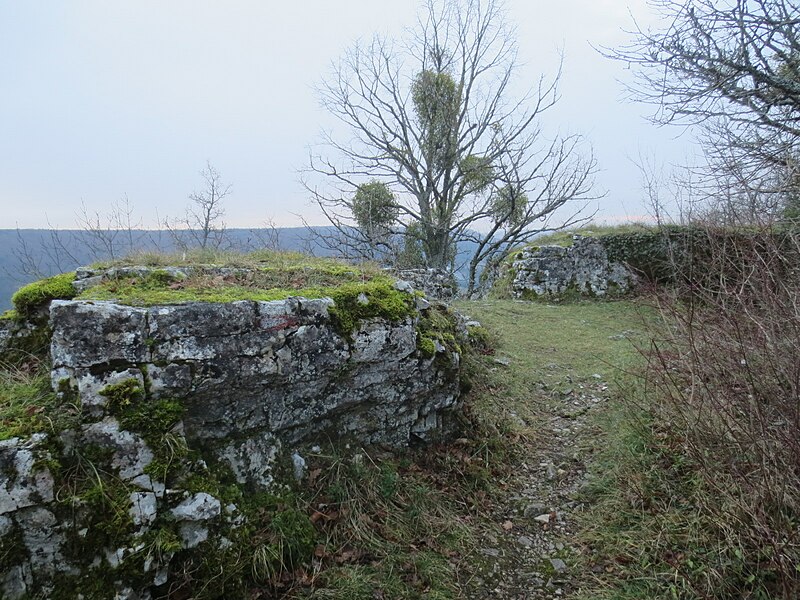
[0,365,78,441]
[12,272,77,316]
[533,222,655,247]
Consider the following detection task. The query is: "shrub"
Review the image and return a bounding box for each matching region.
[586,226,800,598]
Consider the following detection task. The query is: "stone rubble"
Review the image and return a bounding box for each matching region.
[467,378,613,599]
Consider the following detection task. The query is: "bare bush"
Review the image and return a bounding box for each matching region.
[166,161,230,251]
[644,226,800,597]
[610,0,800,224]
[10,197,151,282]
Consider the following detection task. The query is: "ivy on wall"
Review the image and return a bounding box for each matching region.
[597,225,799,289]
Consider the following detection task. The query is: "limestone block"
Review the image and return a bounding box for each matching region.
[171,493,221,522]
[217,434,281,489]
[144,363,192,399]
[0,436,55,516]
[147,302,258,341]
[50,301,149,367]
[129,492,158,528]
[81,418,154,481]
[351,320,416,363]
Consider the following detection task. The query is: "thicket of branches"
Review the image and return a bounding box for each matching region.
[586,2,800,597]
[638,230,800,597]
[10,163,243,283]
[609,0,800,224]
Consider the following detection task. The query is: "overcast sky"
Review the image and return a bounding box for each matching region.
[0,0,693,230]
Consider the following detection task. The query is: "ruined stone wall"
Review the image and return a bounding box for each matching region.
[1,283,463,598]
[394,268,458,300]
[510,236,637,299]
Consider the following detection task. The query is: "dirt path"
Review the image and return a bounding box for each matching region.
[454,300,643,599]
[464,378,609,598]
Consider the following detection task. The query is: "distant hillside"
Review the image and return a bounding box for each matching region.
[0,228,325,311]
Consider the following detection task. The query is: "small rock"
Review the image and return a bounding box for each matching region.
[291,452,306,481]
[153,568,169,587]
[523,503,547,518]
[534,514,551,524]
[178,522,209,549]
[493,357,511,367]
[171,493,221,522]
[129,492,157,528]
[550,558,567,573]
[517,535,534,548]
[105,547,126,568]
[356,292,369,306]
[393,280,414,293]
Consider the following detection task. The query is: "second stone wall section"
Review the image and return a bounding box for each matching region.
[510,236,637,299]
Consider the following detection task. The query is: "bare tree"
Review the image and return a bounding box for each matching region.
[245,218,285,252]
[304,0,597,295]
[167,161,231,250]
[74,195,146,260]
[11,224,78,281]
[607,0,800,221]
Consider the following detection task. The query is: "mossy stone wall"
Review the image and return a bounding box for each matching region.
[0,280,465,598]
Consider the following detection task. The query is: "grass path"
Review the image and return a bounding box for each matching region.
[454,299,647,599]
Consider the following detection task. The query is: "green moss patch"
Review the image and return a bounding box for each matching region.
[533,222,654,247]
[100,378,186,480]
[99,378,184,440]
[415,303,461,356]
[328,279,416,336]
[417,335,437,357]
[92,249,380,290]
[78,278,313,305]
[12,272,77,317]
[78,267,416,337]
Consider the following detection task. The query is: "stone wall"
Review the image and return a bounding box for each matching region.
[510,236,637,299]
[394,268,458,300]
[0,283,463,598]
